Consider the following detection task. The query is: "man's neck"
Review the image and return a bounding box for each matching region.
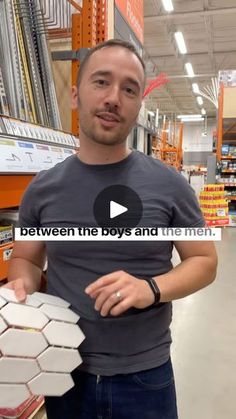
[77,138,131,165]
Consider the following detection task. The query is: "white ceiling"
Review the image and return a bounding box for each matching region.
[143,0,236,117]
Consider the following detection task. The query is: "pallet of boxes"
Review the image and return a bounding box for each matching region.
[200,184,229,226]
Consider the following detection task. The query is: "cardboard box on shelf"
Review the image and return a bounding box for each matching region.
[0,226,13,247]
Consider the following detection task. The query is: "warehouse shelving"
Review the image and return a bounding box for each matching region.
[0,116,78,282]
[152,120,183,170]
[216,83,236,225]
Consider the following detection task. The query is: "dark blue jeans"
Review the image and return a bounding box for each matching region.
[45,358,178,419]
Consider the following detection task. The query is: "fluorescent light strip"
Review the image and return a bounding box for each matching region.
[181,117,204,122]
[177,114,201,119]
[192,83,200,94]
[197,96,203,105]
[185,63,195,78]
[174,32,187,54]
[161,0,174,12]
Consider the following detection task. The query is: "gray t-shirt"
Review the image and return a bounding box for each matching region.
[19,151,204,375]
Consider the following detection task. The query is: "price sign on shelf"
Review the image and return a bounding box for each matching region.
[216,209,226,217]
[0,138,75,173]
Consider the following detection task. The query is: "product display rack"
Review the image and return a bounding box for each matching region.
[0,0,61,128]
[216,83,236,225]
[0,114,78,282]
[152,120,183,170]
[151,129,162,161]
[200,184,229,226]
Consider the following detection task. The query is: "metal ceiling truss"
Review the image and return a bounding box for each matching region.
[145,7,236,22]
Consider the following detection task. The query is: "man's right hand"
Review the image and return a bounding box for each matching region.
[2,278,27,302]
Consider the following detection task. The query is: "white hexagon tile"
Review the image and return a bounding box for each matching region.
[0,358,40,383]
[32,292,70,308]
[42,320,85,348]
[0,295,7,308]
[39,303,80,323]
[0,289,85,408]
[0,384,30,409]
[0,317,7,335]
[0,329,48,357]
[28,372,74,396]
[0,288,41,307]
[0,303,49,329]
[37,347,82,372]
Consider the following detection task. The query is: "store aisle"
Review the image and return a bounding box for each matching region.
[171,228,236,419]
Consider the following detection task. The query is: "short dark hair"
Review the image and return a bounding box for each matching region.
[77,39,146,89]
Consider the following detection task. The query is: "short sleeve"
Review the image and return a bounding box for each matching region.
[170,176,205,228]
[19,175,42,227]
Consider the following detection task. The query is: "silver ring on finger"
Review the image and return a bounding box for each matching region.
[115,290,122,300]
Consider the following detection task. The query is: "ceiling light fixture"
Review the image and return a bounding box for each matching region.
[201,108,206,115]
[185,63,195,78]
[192,83,200,94]
[161,0,174,12]
[197,96,203,105]
[174,32,187,54]
[177,114,202,119]
[181,117,204,122]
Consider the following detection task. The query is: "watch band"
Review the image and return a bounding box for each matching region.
[143,277,161,306]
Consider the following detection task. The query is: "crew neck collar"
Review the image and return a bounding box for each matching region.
[75,150,136,170]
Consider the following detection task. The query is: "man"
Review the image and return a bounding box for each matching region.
[5,39,217,419]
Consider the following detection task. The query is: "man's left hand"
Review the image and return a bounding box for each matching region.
[85,270,155,317]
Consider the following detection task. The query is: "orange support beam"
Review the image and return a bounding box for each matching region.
[217,83,224,161]
[71,13,82,136]
[161,120,168,161]
[178,122,183,165]
[96,0,108,43]
[82,0,97,48]
[71,1,99,136]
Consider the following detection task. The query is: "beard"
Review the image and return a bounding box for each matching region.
[84,127,126,146]
[79,112,130,146]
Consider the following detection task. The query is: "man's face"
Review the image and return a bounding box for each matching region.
[76,46,145,146]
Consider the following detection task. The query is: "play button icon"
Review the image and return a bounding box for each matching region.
[93,185,143,228]
[110,201,128,219]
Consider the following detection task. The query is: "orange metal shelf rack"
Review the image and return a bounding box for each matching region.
[0,175,34,209]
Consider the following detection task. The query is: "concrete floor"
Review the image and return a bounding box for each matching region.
[36,228,236,419]
[171,227,236,419]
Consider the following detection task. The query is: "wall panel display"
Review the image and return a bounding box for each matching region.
[115,0,143,45]
[114,2,143,55]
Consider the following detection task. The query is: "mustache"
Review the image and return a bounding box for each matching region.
[95,107,123,121]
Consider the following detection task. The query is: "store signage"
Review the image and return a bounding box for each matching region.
[115,0,143,45]
[0,138,75,173]
[1,117,79,147]
[114,6,142,56]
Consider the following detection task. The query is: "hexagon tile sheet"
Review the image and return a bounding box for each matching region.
[0,289,85,408]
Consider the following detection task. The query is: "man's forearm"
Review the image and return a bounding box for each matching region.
[154,255,217,303]
[7,257,42,294]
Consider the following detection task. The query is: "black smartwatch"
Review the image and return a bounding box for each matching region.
[143,277,161,306]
